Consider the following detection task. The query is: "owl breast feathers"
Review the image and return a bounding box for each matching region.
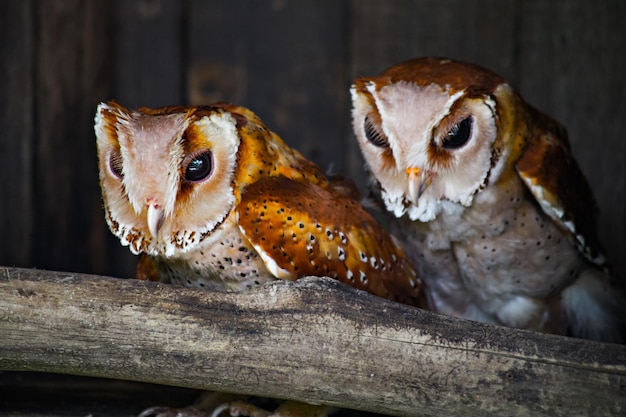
[95,101,426,309]
[351,57,625,342]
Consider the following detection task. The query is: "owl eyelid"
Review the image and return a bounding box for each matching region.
[108,150,124,179]
[441,116,473,150]
[363,115,390,148]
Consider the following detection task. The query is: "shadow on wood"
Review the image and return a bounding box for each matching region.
[0,371,202,417]
[0,266,624,416]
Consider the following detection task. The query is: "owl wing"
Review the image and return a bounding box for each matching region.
[236,176,426,308]
[515,110,607,269]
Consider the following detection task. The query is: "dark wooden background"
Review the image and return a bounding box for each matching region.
[1,0,625,281]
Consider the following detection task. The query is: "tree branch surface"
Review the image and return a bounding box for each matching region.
[0,266,624,416]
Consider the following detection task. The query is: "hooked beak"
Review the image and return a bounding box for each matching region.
[406,167,432,204]
[147,203,165,239]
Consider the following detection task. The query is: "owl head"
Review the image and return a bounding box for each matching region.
[351,57,534,222]
[95,101,321,257]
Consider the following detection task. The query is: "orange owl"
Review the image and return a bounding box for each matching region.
[95,101,426,309]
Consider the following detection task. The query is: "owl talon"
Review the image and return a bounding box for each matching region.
[138,399,331,417]
[137,406,167,417]
[210,403,233,417]
[138,406,210,417]
[223,401,272,417]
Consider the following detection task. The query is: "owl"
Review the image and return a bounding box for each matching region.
[351,57,625,342]
[95,101,426,310]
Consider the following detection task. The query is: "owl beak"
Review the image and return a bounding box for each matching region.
[147,203,165,238]
[406,167,431,203]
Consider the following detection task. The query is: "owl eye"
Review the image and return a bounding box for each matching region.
[442,117,472,149]
[184,151,213,182]
[108,150,124,179]
[364,115,389,148]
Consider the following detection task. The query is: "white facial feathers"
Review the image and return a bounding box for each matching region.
[123,113,187,219]
[352,81,500,222]
[95,103,242,256]
[95,103,188,220]
[371,81,464,170]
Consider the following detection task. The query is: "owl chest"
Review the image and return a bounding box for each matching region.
[453,197,581,298]
[155,220,276,292]
[401,180,582,318]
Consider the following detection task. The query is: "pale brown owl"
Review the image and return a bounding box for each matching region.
[351,57,624,342]
[95,101,426,309]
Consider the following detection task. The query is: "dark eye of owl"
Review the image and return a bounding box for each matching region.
[442,117,472,149]
[184,151,213,182]
[364,115,389,148]
[108,150,124,179]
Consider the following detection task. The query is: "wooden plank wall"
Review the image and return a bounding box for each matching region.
[1,0,624,283]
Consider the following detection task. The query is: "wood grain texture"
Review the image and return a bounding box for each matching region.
[113,0,186,108]
[33,0,114,274]
[348,0,518,79]
[516,1,626,281]
[0,0,34,267]
[187,0,247,105]
[1,267,624,417]
[189,0,348,172]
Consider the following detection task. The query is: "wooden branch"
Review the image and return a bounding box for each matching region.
[0,266,624,416]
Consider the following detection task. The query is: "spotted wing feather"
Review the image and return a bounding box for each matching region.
[516,111,607,269]
[237,176,426,308]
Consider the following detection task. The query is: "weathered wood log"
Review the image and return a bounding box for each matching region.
[0,266,624,416]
